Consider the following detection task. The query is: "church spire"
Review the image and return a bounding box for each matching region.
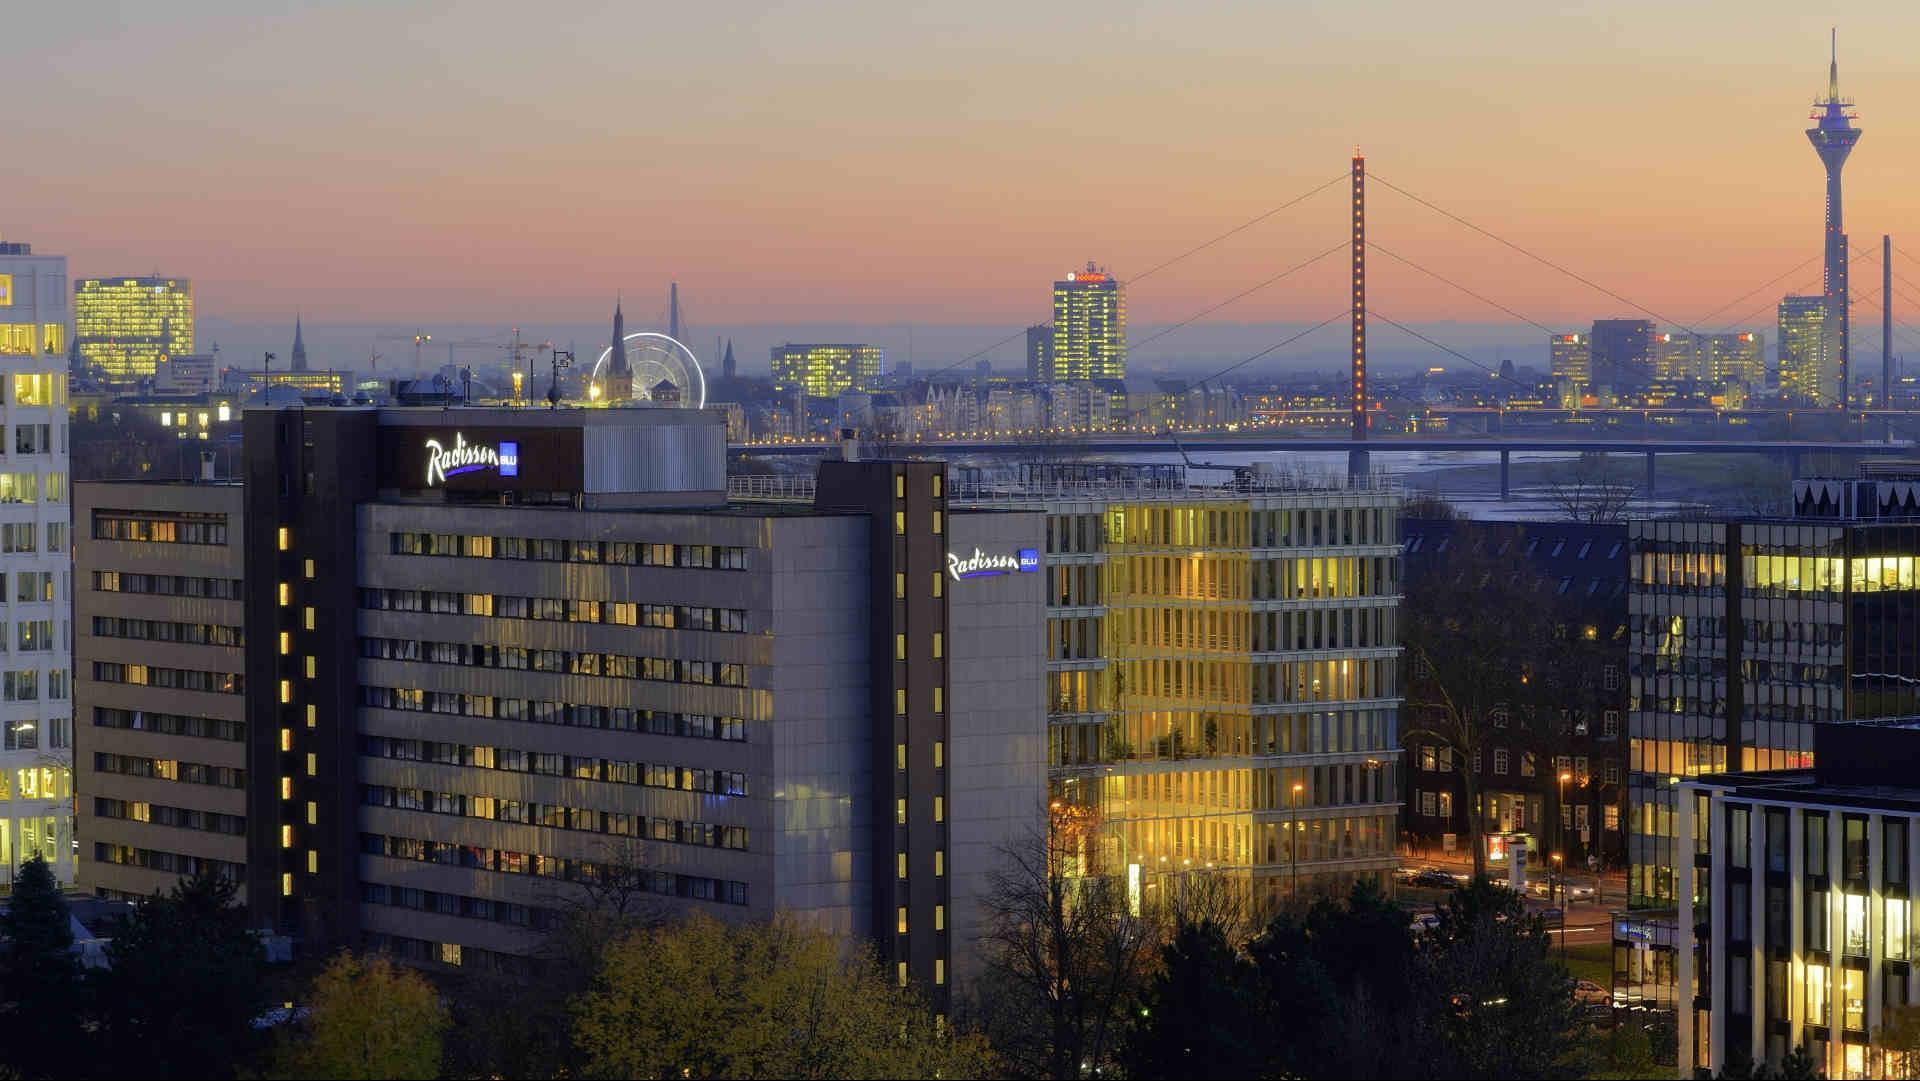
[610,296,629,375]
[291,314,308,372]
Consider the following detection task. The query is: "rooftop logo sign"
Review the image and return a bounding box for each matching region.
[947,546,1041,581]
[425,434,519,486]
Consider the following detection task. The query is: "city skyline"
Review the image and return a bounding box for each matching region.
[8,5,1920,336]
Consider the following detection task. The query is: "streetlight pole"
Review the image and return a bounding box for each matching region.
[1291,781,1304,903]
[1557,770,1572,907]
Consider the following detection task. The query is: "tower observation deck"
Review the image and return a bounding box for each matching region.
[1808,29,1861,406]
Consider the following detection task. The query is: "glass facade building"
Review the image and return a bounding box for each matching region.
[1046,264,1125,382]
[770,343,884,398]
[1779,295,1833,405]
[73,277,194,384]
[954,466,1402,909]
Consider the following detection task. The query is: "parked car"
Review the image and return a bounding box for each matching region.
[1411,868,1461,890]
[1409,912,1441,934]
[1573,979,1609,1005]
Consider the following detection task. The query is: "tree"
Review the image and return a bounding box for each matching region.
[1403,522,1562,877]
[0,855,83,1079]
[1545,452,1637,523]
[93,868,269,1079]
[1121,920,1265,1080]
[571,912,990,1080]
[1418,878,1579,1079]
[973,820,1158,1080]
[1878,1004,1920,1080]
[268,953,447,1080]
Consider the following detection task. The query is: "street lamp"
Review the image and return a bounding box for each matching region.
[1557,770,1573,904]
[1550,851,1566,962]
[1291,781,1305,902]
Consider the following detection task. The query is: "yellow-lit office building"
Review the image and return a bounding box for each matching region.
[74,276,194,384]
[954,465,1403,910]
[771,343,884,398]
[1779,295,1833,405]
[1047,263,1125,381]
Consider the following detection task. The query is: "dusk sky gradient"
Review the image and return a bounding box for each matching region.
[11,2,1920,372]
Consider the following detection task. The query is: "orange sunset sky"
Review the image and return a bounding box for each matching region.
[8,1,1919,349]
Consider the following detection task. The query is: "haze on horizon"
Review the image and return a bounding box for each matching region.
[11,1,1919,374]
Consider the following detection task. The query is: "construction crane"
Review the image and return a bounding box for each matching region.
[371,330,436,372]
[507,328,554,404]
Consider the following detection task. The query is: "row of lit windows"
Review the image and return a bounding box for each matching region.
[358,733,749,796]
[90,616,242,648]
[93,797,245,836]
[0,324,64,357]
[91,661,240,695]
[0,471,63,505]
[389,531,749,570]
[90,570,242,599]
[2,717,69,751]
[91,510,230,546]
[358,587,747,633]
[359,685,746,740]
[361,636,750,685]
[92,706,244,743]
[362,784,749,850]
[92,752,244,789]
[360,831,750,904]
[92,843,240,882]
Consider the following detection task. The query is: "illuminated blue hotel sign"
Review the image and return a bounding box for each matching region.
[947,546,1041,581]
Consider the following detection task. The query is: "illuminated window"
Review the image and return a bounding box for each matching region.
[440,943,462,967]
[279,680,291,704]
[277,582,290,606]
[282,873,293,897]
[894,511,905,536]
[897,907,908,934]
[895,475,905,499]
[934,904,945,931]
[279,728,292,752]
[1890,898,1911,961]
[280,825,293,848]
[934,850,944,876]
[895,634,906,661]
[897,962,908,987]
[277,527,290,551]
[934,796,944,822]
[895,688,906,715]
[897,852,907,879]
[934,741,944,768]
[306,801,317,825]
[305,753,316,777]
[894,572,905,599]
[305,704,316,728]
[303,607,315,630]
[307,850,317,874]
[931,474,942,498]
[303,559,314,579]
[278,631,290,655]
[281,776,292,800]
[933,687,943,714]
[932,511,943,535]
[896,743,906,770]
[932,573,942,598]
[896,798,907,825]
[304,656,315,679]
[935,959,945,985]
[932,633,943,659]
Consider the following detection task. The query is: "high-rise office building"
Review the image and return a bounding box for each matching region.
[950,463,1403,907]
[1550,332,1591,389]
[77,407,1045,1001]
[1025,324,1054,382]
[78,479,248,899]
[0,238,75,887]
[73,276,194,384]
[1655,332,1700,383]
[1780,295,1833,404]
[1589,319,1656,395]
[1703,332,1767,390]
[1618,475,1920,1013]
[771,344,884,398]
[1808,34,1861,407]
[1047,264,1125,381]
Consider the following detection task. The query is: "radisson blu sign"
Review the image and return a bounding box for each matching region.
[947,546,1041,581]
[424,434,519,486]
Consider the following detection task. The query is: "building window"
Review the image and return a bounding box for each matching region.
[1438,791,1453,819]
[1493,749,1509,775]
[895,572,905,599]
[277,527,290,550]
[1888,898,1910,961]
[1808,962,1830,1026]
[894,511,905,536]
[1844,893,1868,956]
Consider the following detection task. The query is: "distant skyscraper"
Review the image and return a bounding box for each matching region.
[771,344,884,397]
[1543,336,1589,391]
[1699,332,1765,389]
[73,276,193,384]
[290,315,308,372]
[1779,295,1833,403]
[1588,319,1655,394]
[1025,324,1054,381]
[1807,31,1860,405]
[1048,263,1125,381]
[1654,332,1699,382]
[0,236,74,886]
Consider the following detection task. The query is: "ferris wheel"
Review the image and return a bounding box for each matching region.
[590,332,707,409]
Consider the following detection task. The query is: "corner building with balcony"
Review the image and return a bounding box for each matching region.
[952,463,1403,908]
[76,405,1045,1003]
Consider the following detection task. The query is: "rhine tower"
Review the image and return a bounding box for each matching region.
[1807,30,1860,405]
